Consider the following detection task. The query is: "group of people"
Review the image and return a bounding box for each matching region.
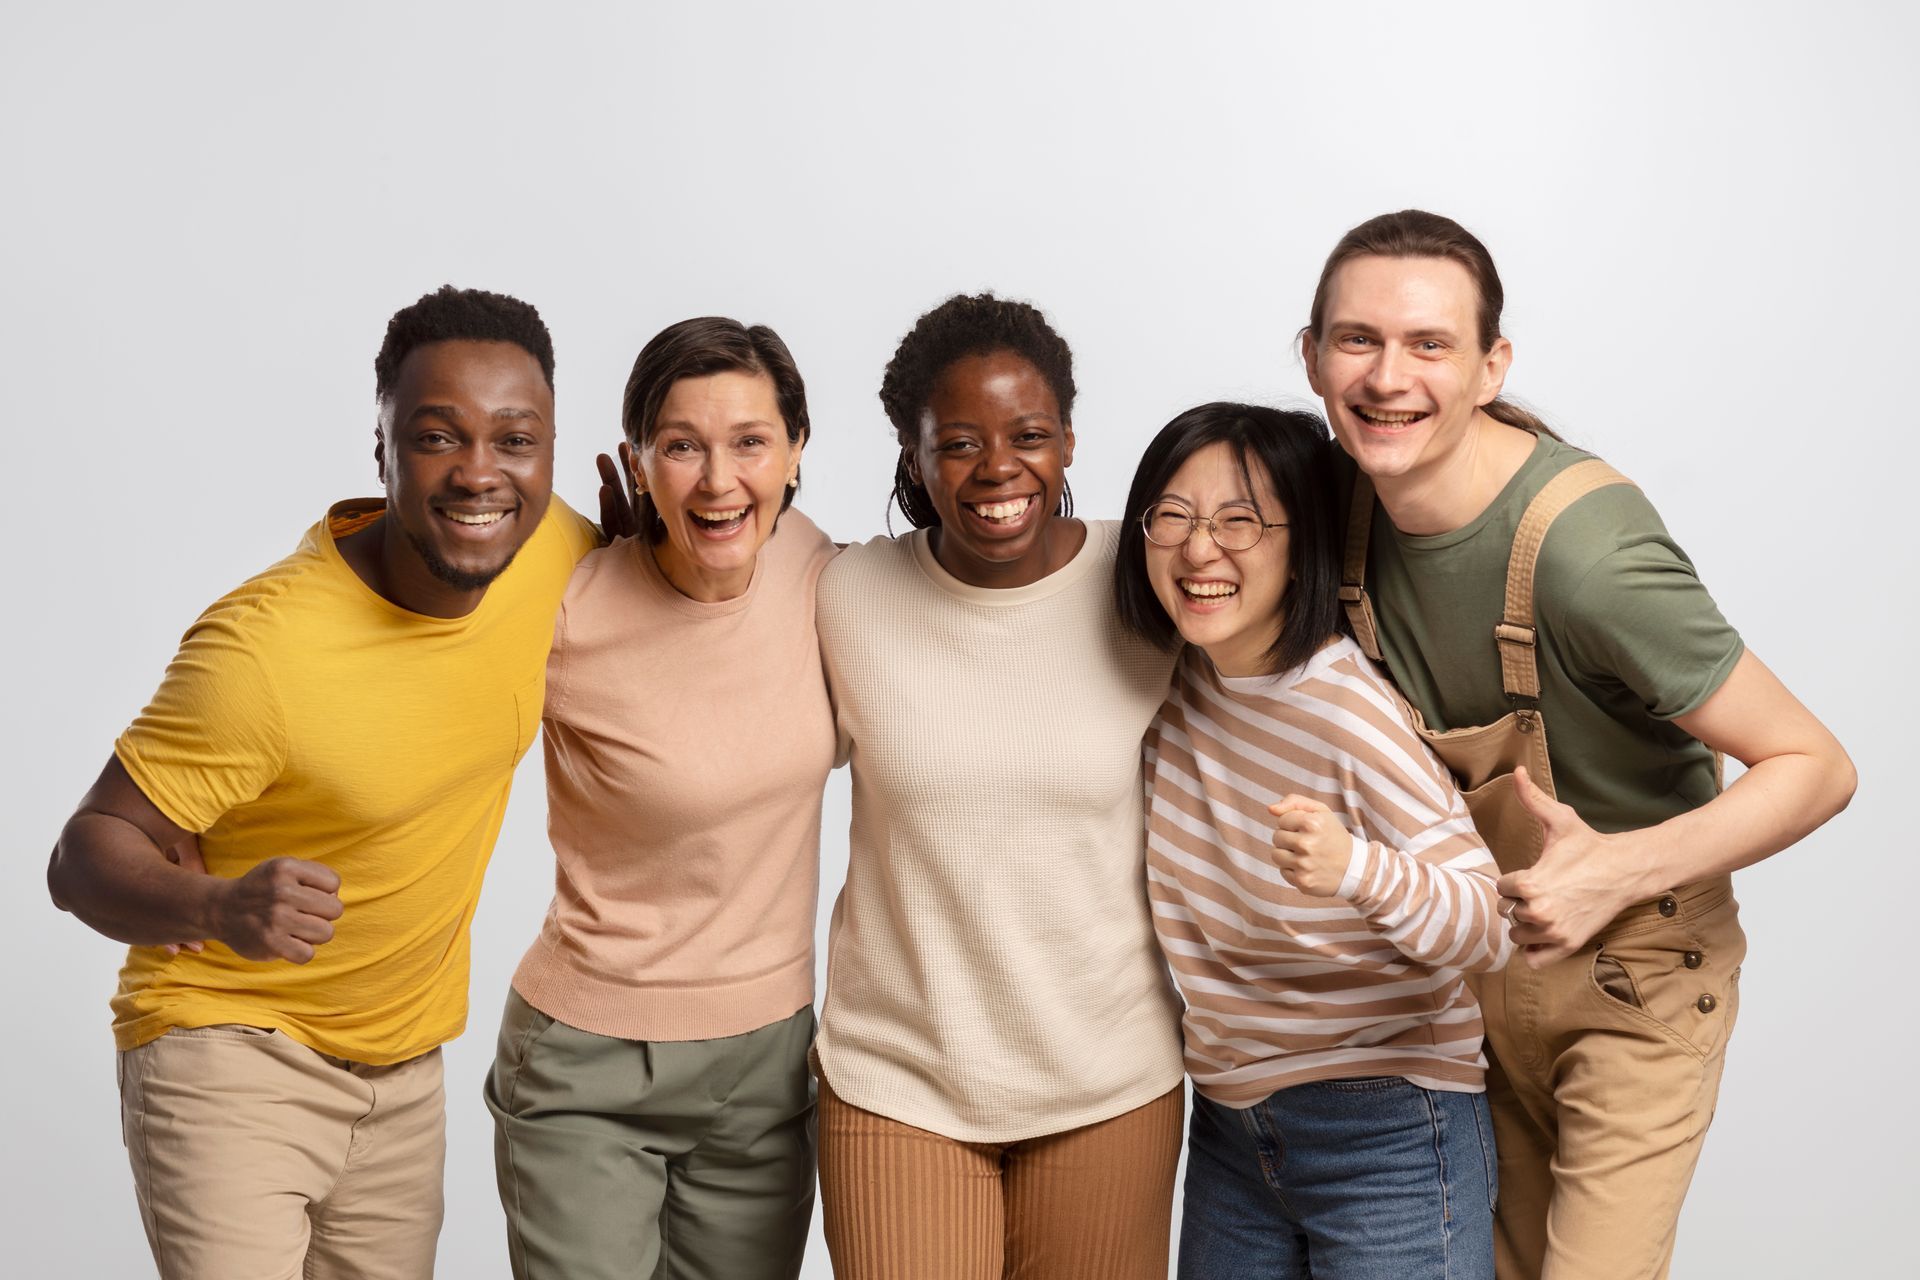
[48,210,1855,1280]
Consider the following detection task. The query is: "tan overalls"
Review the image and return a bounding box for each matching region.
[1341,459,1747,1280]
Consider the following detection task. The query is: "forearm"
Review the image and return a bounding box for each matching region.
[1344,838,1515,972]
[48,812,222,946]
[1617,747,1857,901]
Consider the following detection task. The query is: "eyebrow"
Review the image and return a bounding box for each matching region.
[1325,319,1460,343]
[935,412,1058,430]
[653,418,780,433]
[405,404,546,427]
[1155,491,1254,507]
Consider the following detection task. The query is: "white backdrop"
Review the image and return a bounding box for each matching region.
[4,3,1913,1276]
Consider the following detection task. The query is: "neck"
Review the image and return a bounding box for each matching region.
[1371,413,1538,536]
[931,517,1086,590]
[651,540,754,603]
[336,517,486,619]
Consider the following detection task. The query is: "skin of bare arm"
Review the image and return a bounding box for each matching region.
[1498,649,1856,966]
[47,756,344,964]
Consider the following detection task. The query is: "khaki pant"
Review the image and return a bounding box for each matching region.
[118,1024,446,1280]
[818,1082,1184,1280]
[486,991,817,1280]
[1479,876,1746,1280]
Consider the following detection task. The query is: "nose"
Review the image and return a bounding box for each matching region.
[449,440,503,493]
[1182,523,1224,566]
[1364,342,1412,397]
[978,437,1020,482]
[700,449,738,494]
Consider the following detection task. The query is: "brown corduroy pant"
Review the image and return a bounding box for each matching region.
[818,1082,1184,1280]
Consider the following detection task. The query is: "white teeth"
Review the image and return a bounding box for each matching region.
[1355,408,1424,424]
[445,510,506,525]
[692,506,749,522]
[1181,580,1238,599]
[969,497,1032,521]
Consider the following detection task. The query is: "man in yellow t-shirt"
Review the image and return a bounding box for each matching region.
[47,285,597,1280]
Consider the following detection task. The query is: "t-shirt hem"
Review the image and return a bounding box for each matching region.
[813,1047,1186,1145]
[511,946,814,1043]
[113,1000,458,1066]
[1196,1060,1487,1108]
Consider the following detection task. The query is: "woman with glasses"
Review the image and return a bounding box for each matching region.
[1111,401,1514,1280]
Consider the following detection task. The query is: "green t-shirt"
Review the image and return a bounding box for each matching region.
[1350,433,1744,834]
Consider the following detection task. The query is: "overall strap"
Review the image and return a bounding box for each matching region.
[1339,469,1385,661]
[1495,458,1635,703]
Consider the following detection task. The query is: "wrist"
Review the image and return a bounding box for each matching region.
[190,875,231,944]
[1616,828,1670,903]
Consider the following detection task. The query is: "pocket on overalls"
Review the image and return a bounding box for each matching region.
[1588,894,1746,1060]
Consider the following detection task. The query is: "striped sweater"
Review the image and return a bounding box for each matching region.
[1145,636,1513,1105]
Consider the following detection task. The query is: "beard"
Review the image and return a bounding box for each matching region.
[404,526,520,592]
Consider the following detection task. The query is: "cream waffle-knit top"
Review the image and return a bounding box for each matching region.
[812,520,1185,1142]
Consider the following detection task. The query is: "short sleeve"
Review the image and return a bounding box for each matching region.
[113,613,288,833]
[1557,534,1745,721]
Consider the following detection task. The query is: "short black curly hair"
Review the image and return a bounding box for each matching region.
[879,293,1077,528]
[373,284,555,402]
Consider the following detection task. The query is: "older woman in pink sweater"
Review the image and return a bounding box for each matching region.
[483,317,836,1280]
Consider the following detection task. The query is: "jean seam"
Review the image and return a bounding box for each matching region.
[1425,1086,1454,1277]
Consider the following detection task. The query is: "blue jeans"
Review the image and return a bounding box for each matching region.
[1178,1079,1496,1280]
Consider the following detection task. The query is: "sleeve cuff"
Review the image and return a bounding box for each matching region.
[1336,833,1372,901]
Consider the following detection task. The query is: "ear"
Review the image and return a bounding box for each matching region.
[1060,419,1076,469]
[1301,331,1325,397]
[785,434,806,487]
[902,445,923,486]
[623,440,646,496]
[372,420,388,486]
[1476,335,1514,407]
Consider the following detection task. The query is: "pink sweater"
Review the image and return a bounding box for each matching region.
[511,510,838,1042]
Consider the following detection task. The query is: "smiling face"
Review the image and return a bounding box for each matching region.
[375,338,555,615]
[909,350,1076,588]
[636,368,801,602]
[1302,254,1511,486]
[1145,441,1291,678]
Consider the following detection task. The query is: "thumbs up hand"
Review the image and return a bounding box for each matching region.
[1496,766,1649,969]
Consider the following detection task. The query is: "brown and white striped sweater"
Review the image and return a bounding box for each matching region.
[1145,637,1513,1106]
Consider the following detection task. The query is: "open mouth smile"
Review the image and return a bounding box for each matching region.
[688,504,752,537]
[1179,577,1238,605]
[965,495,1034,526]
[437,506,516,535]
[1351,406,1430,430]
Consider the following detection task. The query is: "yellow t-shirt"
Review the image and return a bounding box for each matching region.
[111,497,598,1064]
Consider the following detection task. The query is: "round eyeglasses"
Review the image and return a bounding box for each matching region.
[1141,501,1287,551]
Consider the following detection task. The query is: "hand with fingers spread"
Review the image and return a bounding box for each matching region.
[1496,764,1643,968]
[596,442,640,541]
[211,857,345,964]
[1267,795,1354,898]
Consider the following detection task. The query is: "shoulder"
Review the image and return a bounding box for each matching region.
[819,530,916,598]
[1524,442,1691,597]
[178,516,344,658]
[769,506,838,578]
[537,495,603,563]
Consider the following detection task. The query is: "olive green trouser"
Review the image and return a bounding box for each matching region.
[485,990,816,1280]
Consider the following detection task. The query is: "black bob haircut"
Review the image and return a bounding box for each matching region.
[1113,402,1345,677]
[879,292,1077,528]
[373,284,556,402]
[620,316,811,543]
